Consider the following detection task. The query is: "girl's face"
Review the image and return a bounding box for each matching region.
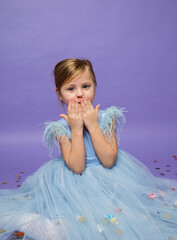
[57,68,96,106]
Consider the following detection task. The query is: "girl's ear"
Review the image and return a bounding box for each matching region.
[56,88,63,101]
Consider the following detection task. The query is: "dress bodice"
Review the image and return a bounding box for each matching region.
[42,106,127,167]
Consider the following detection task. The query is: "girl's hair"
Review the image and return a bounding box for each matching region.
[53,58,97,109]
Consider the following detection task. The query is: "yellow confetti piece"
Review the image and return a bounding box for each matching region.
[0,229,6,234]
[110,217,118,224]
[164,214,171,219]
[53,219,61,225]
[78,216,86,223]
[168,236,174,240]
[24,195,32,200]
[115,229,123,235]
[2,182,7,184]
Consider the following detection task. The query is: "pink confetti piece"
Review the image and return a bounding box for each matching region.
[163,203,169,207]
[115,208,122,213]
[148,193,157,199]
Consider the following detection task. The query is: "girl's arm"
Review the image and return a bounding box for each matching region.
[59,129,85,174]
[88,120,118,168]
[59,100,86,174]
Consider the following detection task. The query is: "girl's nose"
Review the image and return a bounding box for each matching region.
[76,89,83,98]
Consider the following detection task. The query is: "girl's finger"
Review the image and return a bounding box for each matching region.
[78,103,82,116]
[86,98,94,111]
[70,100,75,113]
[74,100,79,114]
[81,100,86,113]
[83,98,90,111]
[67,100,72,114]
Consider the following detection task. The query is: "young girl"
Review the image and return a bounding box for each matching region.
[0,58,177,240]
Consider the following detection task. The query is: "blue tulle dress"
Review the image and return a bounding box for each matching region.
[0,106,177,240]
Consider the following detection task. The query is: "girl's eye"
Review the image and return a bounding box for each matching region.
[68,85,90,91]
[68,87,74,91]
[83,85,90,89]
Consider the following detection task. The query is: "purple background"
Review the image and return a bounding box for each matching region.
[0,0,177,189]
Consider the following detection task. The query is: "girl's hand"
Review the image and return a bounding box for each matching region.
[81,96,101,132]
[60,99,84,132]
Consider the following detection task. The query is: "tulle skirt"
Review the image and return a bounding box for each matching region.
[0,149,177,240]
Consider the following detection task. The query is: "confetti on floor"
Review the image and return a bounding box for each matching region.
[15,172,24,188]
[153,154,177,177]
[1,170,25,189]
[5,230,34,240]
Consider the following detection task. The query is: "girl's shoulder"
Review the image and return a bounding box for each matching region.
[44,117,70,130]
[99,105,128,145]
[99,105,128,123]
[42,117,71,156]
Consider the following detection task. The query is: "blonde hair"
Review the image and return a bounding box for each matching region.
[53,58,97,109]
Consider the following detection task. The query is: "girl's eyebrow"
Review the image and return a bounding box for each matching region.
[66,82,92,87]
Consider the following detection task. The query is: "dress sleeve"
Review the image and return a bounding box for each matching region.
[100,106,128,148]
[42,120,71,157]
